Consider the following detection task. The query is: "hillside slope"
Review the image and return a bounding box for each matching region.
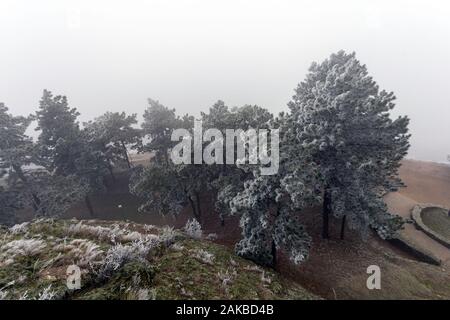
[0,219,316,300]
[384,160,450,265]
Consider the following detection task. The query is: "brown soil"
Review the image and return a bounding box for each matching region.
[384,160,450,265]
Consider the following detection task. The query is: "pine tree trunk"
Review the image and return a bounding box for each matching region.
[195,192,202,220]
[188,196,199,221]
[12,164,41,213]
[270,206,281,268]
[121,141,132,169]
[271,239,277,268]
[322,188,331,239]
[107,162,116,182]
[163,147,170,166]
[340,215,346,240]
[85,195,94,217]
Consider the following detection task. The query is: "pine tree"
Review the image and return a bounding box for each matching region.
[26,171,89,217]
[288,51,410,239]
[35,90,81,174]
[0,102,42,212]
[35,90,108,216]
[129,161,204,220]
[203,101,273,224]
[229,114,320,267]
[141,99,191,164]
[1,101,86,218]
[130,99,200,219]
[131,100,274,225]
[84,111,141,172]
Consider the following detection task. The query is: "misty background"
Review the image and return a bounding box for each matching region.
[1,0,449,162]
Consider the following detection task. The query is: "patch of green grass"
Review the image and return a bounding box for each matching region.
[421,208,450,240]
[27,220,68,239]
[151,239,316,300]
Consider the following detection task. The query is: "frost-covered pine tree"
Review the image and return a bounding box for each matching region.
[204,101,273,225]
[129,161,201,219]
[229,114,321,267]
[1,100,87,218]
[84,111,141,172]
[130,101,204,221]
[140,98,192,165]
[132,100,274,226]
[289,51,410,239]
[26,172,88,218]
[0,102,41,212]
[35,90,108,216]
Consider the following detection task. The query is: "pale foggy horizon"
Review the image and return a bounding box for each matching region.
[1,0,450,162]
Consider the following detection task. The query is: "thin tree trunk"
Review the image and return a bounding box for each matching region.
[12,164,41,213]
[270,207,281,268]
[163,147,169,166]
[271,239,277,268]
[85,195,94,217]
[121,141,132,169]
[340,215,346,240]
[107,162,116,182]
[195,192,202,221]
[322,188,331,239]
[188,196,199,220]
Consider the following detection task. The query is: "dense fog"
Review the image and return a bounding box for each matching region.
[1,0,449,162]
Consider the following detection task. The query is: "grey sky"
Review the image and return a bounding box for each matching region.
[1,0,449,162]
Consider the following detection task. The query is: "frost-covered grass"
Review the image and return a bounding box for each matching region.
[67,221,158,244]
[0,219,316,300]
[9,222,30,235]
[191,248,215,265]
[184,218,202,239]
[0,239,46,266]
[53,238,104,268]
[0,289,8,300]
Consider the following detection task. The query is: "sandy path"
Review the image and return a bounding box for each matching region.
[398,160,450,207]
[385,160,450,266]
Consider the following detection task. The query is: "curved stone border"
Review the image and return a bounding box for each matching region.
[411,204,450,249]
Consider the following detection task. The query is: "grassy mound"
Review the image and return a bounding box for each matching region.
[0,219,316,300]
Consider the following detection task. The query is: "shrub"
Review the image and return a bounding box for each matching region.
[184,218,202,239]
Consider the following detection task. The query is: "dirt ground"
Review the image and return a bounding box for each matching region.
[289,160,450,299]
[397,160,450,207]
[384,160,450,265]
